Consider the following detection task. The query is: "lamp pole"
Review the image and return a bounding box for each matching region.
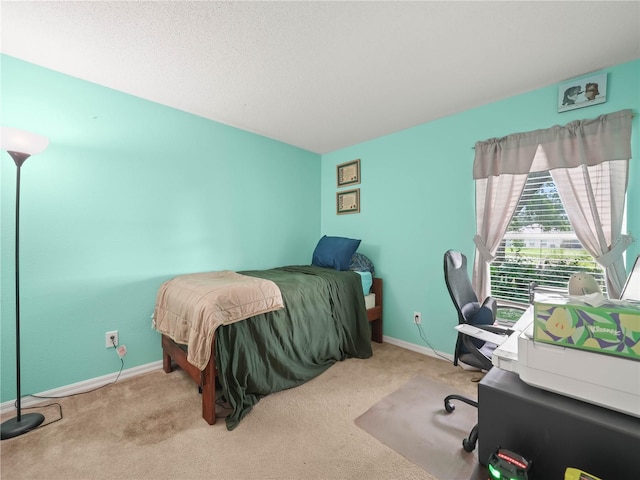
[1,128,49,440]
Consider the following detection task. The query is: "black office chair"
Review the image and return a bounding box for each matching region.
[442,250,513,452]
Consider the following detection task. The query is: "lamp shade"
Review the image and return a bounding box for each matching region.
[1,127,49,155]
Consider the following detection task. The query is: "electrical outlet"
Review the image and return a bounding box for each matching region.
[413,312,422,324]
[105,330,118,348]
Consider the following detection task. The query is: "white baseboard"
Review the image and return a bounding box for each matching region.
[382,335,454,362]
[1,360,163,415]
[1,338,453,415]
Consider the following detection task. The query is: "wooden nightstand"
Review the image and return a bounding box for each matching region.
[367,277,383,343]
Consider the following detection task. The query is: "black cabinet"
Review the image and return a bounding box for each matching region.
[478,368,640,479]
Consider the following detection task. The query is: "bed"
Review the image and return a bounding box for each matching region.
[154,238,382,429]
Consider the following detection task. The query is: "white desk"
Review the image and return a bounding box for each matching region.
[491,305,534,372]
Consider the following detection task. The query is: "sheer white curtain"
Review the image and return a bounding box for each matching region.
[472,109,633,300]
[473,174,528,300]
[551,160,632,297]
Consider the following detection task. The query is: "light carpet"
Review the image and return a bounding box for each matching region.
[1,342,485,480]
[355,374,489,480]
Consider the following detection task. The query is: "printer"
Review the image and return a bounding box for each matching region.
[492,256,640,418]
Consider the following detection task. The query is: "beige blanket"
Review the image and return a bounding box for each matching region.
[153,271,284,370]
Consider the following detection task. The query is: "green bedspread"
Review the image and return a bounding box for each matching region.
[214,265,373,430]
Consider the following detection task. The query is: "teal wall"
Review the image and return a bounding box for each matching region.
[2,55,638,403]
[0,56,321,402]
[321,59,640,354]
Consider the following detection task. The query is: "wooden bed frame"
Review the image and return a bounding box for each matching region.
[161,277,383,425]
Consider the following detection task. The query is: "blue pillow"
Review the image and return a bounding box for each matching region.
[312,235,361,271]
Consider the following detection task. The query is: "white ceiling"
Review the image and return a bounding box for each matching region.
[1,1,639,154]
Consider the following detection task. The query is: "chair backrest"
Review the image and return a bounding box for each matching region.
[444,250,478,318]
[444,250,496,369]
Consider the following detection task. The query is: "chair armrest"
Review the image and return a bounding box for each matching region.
[455,324,510,345]
[483,324,514,336]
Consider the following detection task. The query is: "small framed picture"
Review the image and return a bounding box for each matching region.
[558,73,607,112]
[337,188,360,215]
[337,159,360,188]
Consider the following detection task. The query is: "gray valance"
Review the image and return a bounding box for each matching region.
[473,109,633,179]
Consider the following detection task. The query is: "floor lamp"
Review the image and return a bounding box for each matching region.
[1,126,49,440]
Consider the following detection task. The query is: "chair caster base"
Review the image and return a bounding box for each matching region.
[444,394,477,413]
[444,400,455,413]
[462,424,478,452]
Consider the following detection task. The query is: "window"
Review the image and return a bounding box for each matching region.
[473,110,632,304]
[490,170,606,305]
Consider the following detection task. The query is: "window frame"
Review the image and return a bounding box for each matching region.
[489,169,607,308]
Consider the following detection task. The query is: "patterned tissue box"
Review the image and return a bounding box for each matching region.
[534,296,640,361]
